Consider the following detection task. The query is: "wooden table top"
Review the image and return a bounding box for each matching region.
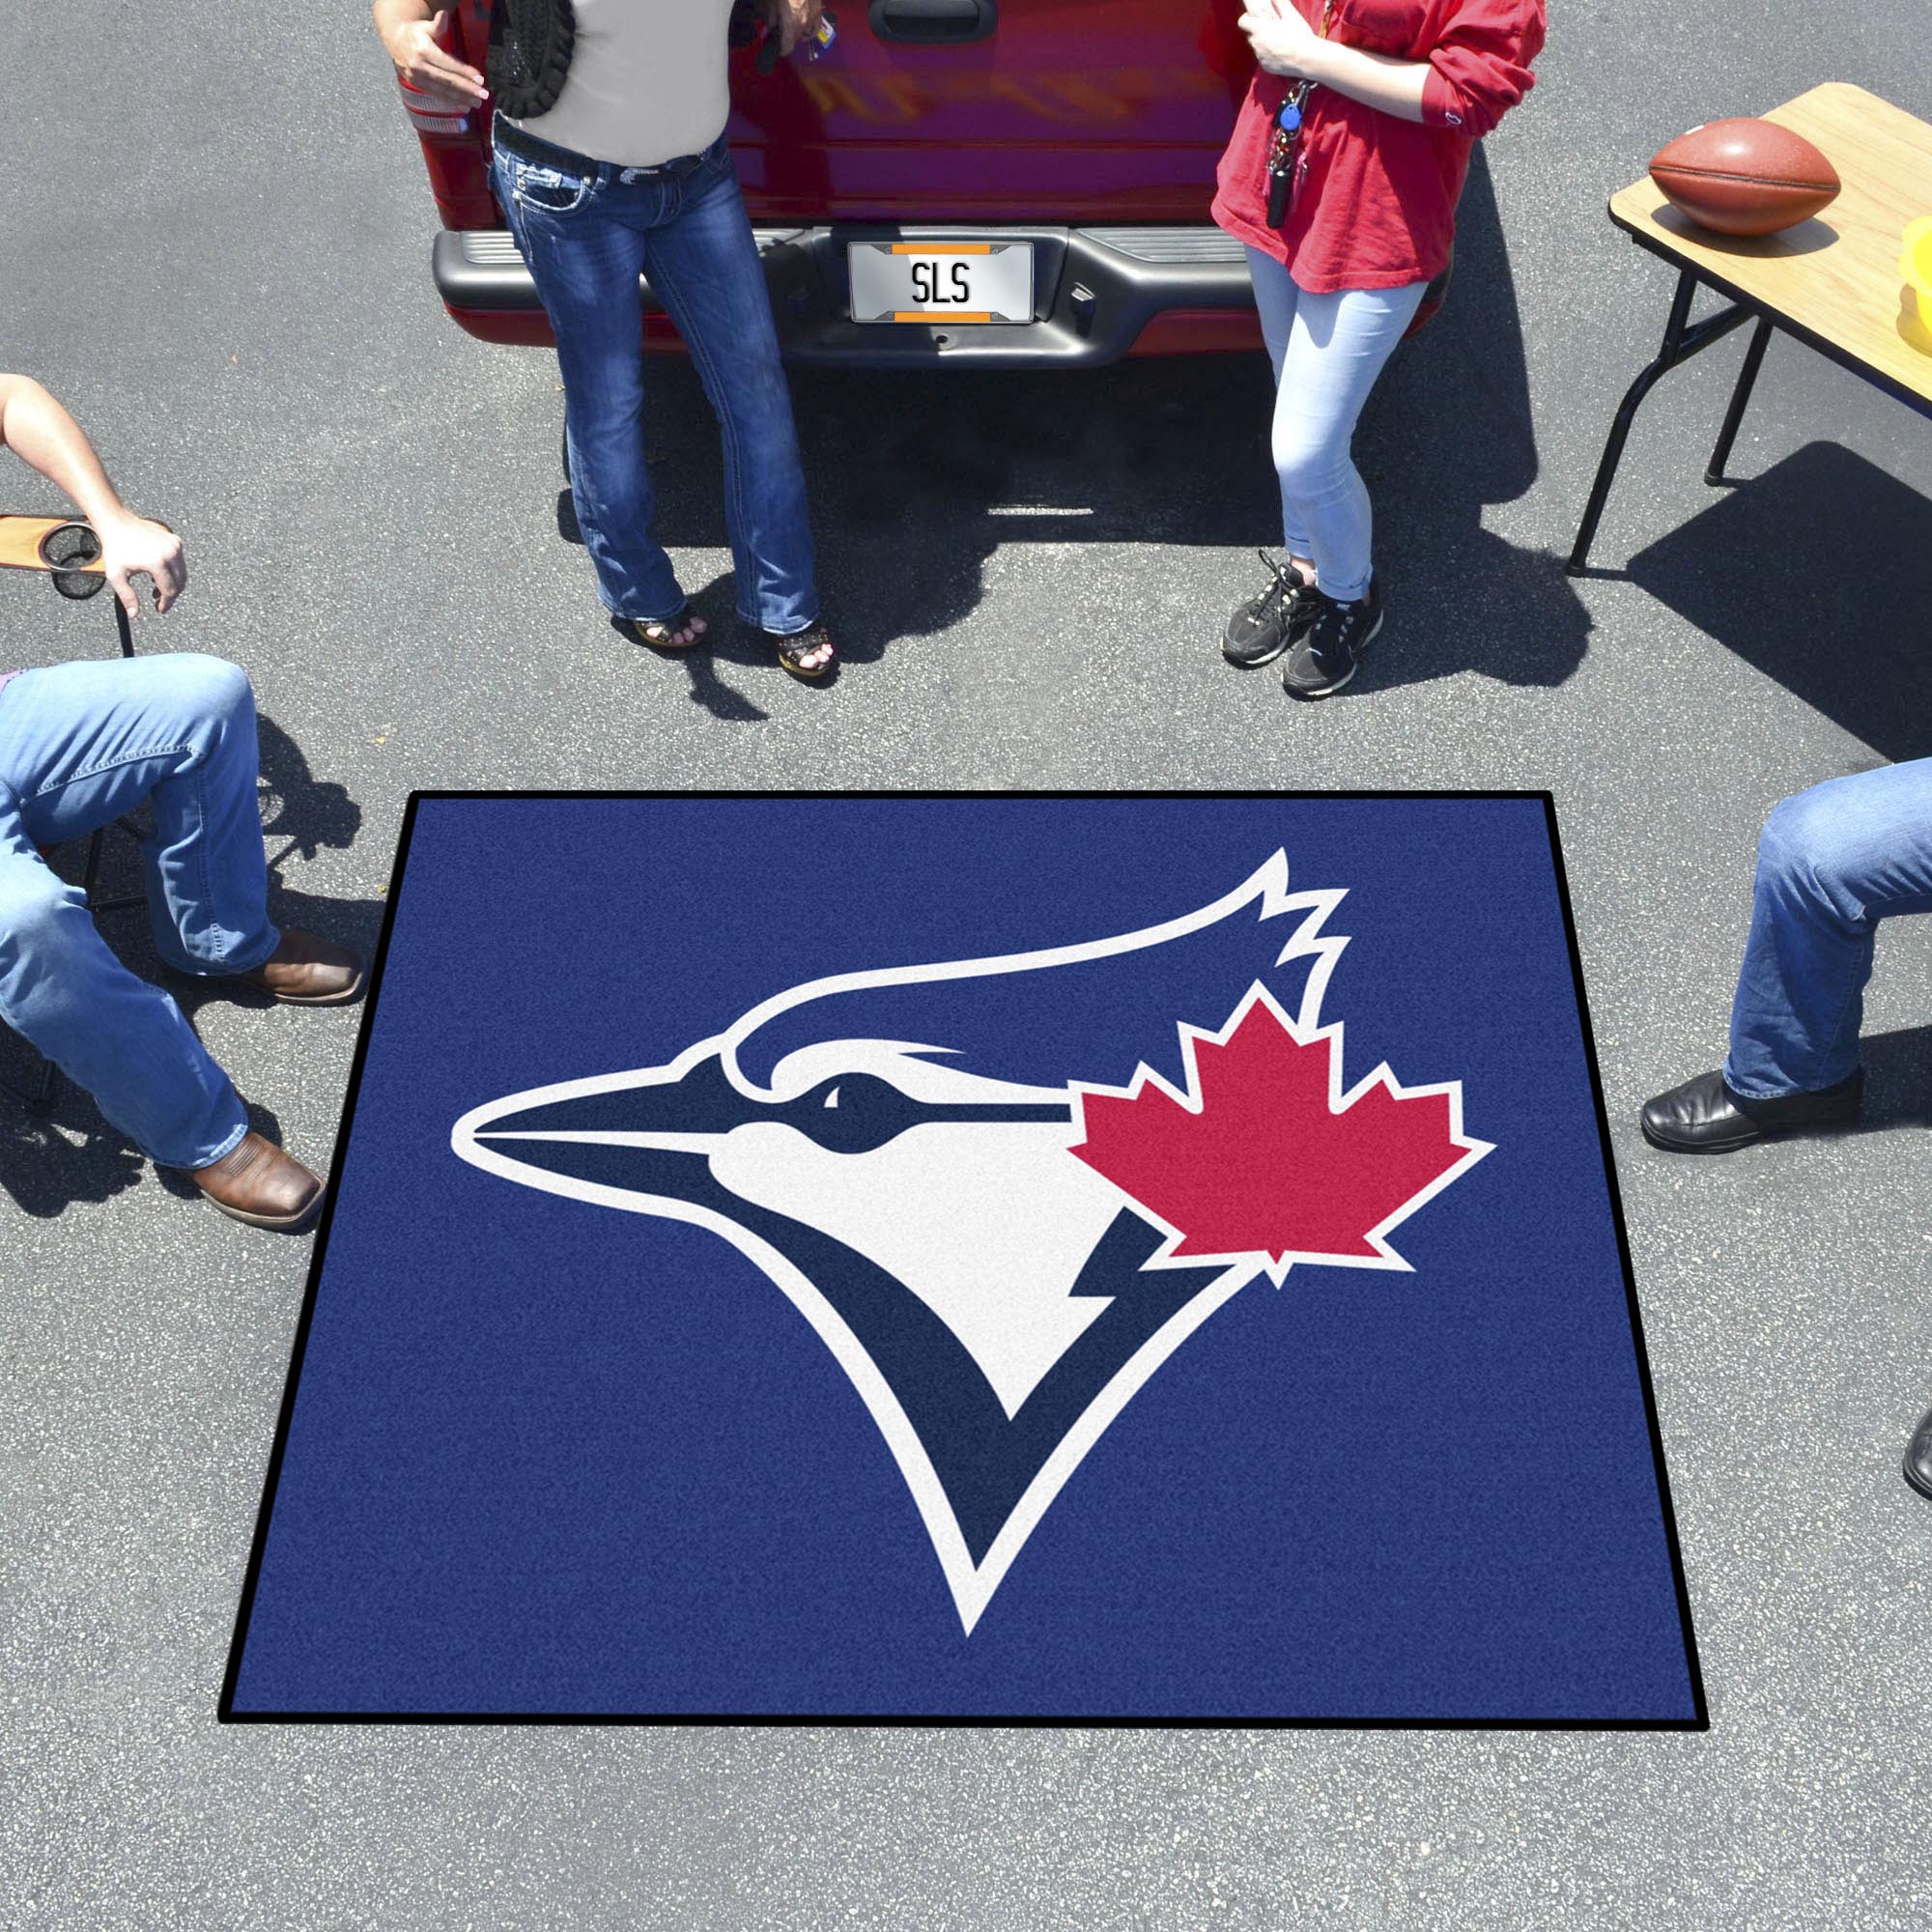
[1609,82,1932,410]
[0,515,103,575]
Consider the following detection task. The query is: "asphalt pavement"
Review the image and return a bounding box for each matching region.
[3,1,1931,1925]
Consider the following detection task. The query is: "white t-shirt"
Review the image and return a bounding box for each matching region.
[509,0,739,170]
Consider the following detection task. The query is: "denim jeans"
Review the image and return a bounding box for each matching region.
[494,122,819,635]
[1244,248,1427,605]
[1725,758,1932,1099]
[0,655,276,1168]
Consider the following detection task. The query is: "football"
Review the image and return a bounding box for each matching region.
[1649,118,1841,237]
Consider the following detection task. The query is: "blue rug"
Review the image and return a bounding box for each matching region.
[223,795,1704,1725]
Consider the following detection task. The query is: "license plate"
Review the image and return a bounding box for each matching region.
[848,242,1034,325]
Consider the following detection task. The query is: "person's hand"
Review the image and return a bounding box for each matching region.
[765,0,825,58]
[1238,0,1325,80]
[379,15,488,108]
[98,513,185,617]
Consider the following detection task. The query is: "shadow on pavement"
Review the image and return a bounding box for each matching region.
[1626,441,1932,763]
[1352,145,1593,696]
[0,1108,145,1217]
[0,710,377,1220]
[257,711,362,869]
[1861,1023,1932,1132]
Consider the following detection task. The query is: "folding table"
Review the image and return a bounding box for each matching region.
[1569,83,1932,575]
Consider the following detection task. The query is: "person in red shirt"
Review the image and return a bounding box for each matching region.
[1212,0,1545,697]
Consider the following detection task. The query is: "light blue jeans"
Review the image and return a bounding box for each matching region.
[1725,758,1932,1099]
[1245,248,1427,605]
[495,122,819,635]
[0,655,275,1168]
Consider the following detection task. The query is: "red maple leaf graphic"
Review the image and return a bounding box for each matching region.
[1069,990,1481,1269]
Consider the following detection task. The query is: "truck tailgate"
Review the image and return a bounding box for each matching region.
[728,1,1252,224]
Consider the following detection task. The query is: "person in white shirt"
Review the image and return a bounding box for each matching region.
[377,0,838,680]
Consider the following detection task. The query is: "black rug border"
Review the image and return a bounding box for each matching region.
[218,788,1710,1733]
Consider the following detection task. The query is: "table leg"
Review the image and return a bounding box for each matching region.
[1567,270,1755,575]
[1704,318,1775,486]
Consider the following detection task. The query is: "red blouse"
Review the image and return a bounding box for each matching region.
[1210,0,1545,294]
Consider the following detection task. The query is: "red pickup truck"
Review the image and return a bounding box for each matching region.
[409,1,1444,367]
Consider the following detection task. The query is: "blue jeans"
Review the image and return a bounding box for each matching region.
[494,124,819,635]
[0,655,276,1168]
[1245,249,1427,605]
[1725,758,1932,1099]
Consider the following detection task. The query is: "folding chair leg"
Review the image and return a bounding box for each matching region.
[0,1043,63,1114]
[81,586,151,914]
[25,1054,62,1112]
[80,823,108,898]
[79,816,147,915]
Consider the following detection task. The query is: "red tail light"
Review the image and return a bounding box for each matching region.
[397,6,484,141]
[400,75,478,142]
[398,12,497,229]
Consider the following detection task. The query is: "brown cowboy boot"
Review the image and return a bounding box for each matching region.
[233,929,364,1006]
[190,1132,325,1231]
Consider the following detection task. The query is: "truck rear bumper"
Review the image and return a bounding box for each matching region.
[433,222,1264,366]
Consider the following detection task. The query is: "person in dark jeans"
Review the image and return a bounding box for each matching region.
[1639,758,1932,1500]
[376,0,838,680]
[0,374,362,1231]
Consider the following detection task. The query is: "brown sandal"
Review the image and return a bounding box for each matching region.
[627,604,707,653]
[771,621,837,682]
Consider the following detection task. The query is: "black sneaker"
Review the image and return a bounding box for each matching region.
[1222,552,1319,668]
[1282,577,1383,699]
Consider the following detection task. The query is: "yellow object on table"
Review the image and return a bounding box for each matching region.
[1902,215,1932,354]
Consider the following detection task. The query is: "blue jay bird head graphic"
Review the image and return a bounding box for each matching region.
[451,853,1489,1632]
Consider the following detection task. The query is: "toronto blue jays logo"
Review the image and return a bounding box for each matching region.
[450,853,1491,1633]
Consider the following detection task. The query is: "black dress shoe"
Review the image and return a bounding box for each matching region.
[1638,1066,1862,1153]
[1905,1406,1932,1501]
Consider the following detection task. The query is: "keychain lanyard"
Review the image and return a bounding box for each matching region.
[1264,0,1335,227]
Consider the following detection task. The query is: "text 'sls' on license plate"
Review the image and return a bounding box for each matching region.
[847,242,1034,325]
